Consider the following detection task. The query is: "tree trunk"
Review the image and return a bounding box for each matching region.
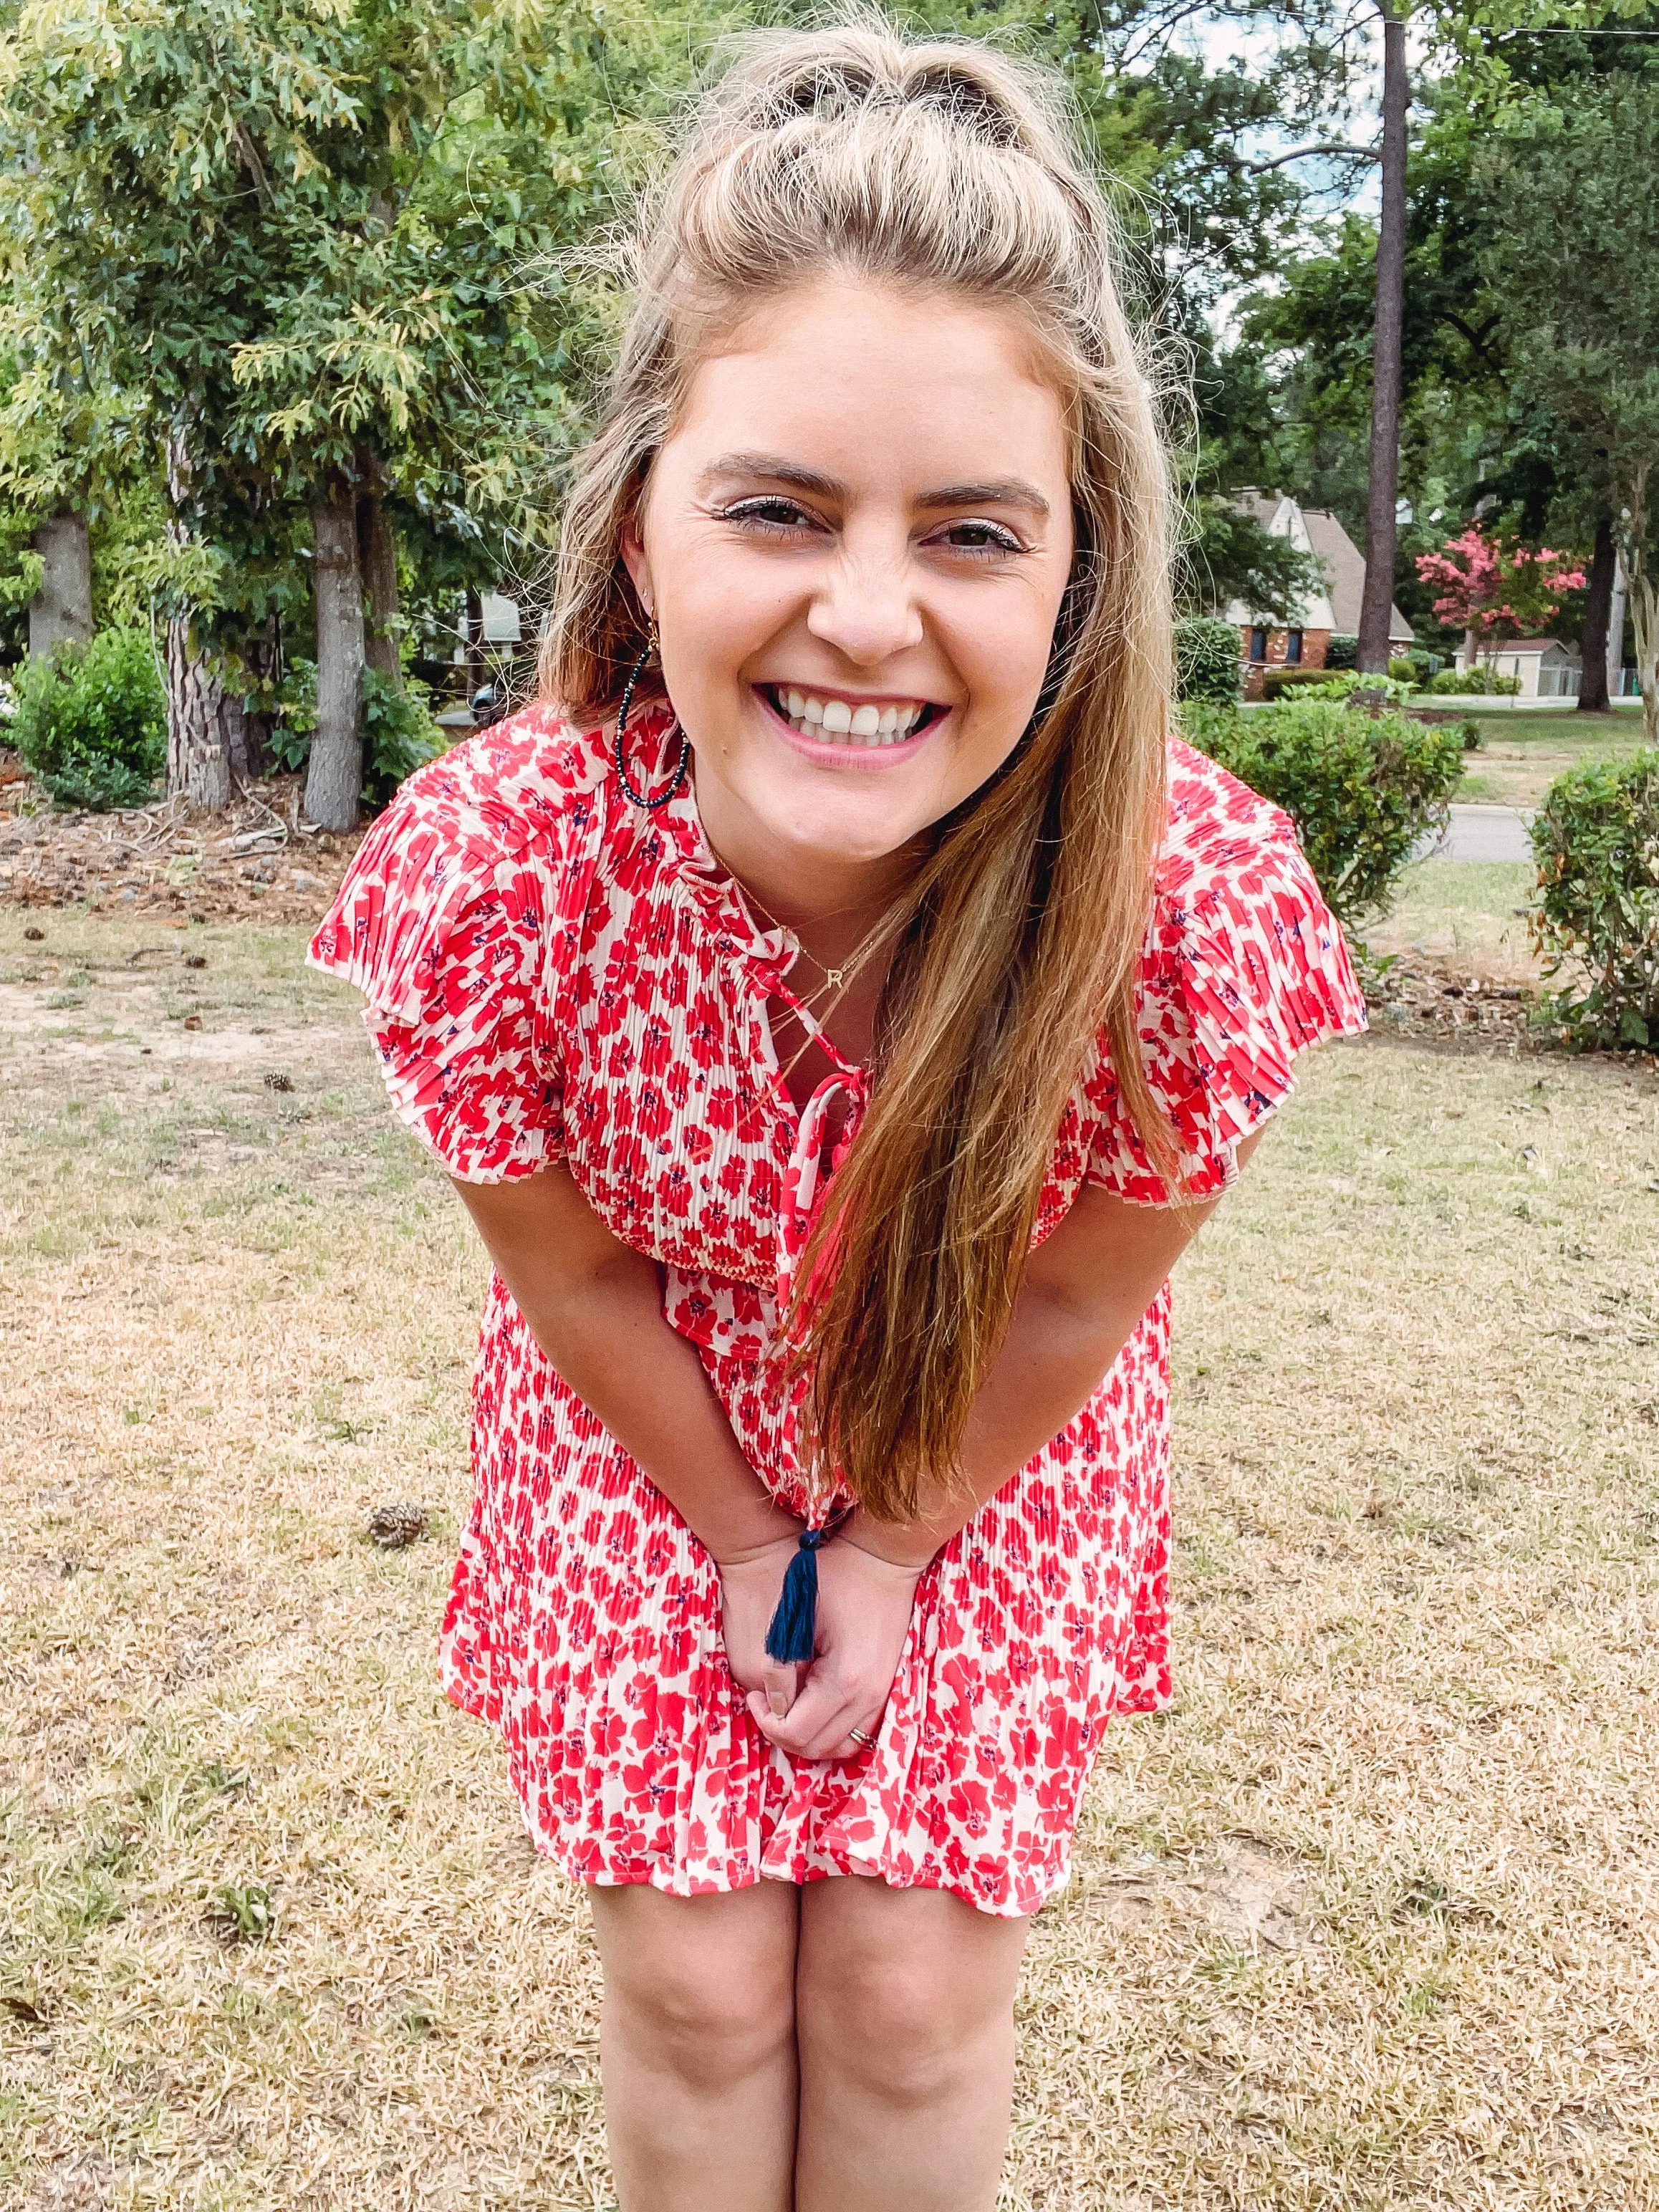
[306,477,365,833]
[1615,465,1658,746]
[356,478,400,690]
[1633,574,1659,747]
[161,430,242,810]
[165,620,235,810]
[1357,0,1408,676]
[28,513,93,658]
[466,588,486,703]
[1577,514,1615,713]
[1607,550,1628,699]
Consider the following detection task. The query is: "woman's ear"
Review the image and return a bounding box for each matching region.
[619,515,654,620]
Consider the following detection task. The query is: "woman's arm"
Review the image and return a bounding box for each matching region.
[453,1168,804,1691]
[749,1133,1265,1759]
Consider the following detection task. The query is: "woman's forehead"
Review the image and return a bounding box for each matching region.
[661,278,1072,498]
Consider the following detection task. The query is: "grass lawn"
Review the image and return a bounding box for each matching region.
[1365,860,1538,984]
[4,913,1658,2209]
[1450,701,1649,809]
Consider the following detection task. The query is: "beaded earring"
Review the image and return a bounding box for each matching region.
[613,620,689,810]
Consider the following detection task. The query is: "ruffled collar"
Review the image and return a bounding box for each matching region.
[619,703,868,1125]
[624,701,803,984]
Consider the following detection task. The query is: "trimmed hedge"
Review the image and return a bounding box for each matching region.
[1324,633,1359,670]
[1174,615,1243,704]
[1424,665,1521,697]
[1529,749,1659,1049]
[11,627,167,809]
[1260,665,1340,701]
[1182,696,1466,925]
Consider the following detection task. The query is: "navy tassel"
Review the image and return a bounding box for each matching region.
[765,1527,827,1663]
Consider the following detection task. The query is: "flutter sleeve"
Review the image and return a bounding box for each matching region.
[1082,746,1370,1206]
[307,770,564,1184]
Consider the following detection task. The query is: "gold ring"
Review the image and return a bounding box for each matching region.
[848,1726,875,1749]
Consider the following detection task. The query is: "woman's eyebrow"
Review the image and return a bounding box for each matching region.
[920,479,1051,519]
[698,455,1052,521]
[697,453,842,499]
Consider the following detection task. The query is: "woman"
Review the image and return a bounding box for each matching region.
[311,25,1367,2210]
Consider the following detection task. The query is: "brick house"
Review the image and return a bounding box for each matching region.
[1222,494,1414,698]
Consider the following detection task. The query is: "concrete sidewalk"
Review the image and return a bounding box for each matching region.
[1419,804,1535,864]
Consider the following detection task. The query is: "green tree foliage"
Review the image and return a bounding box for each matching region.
[1218,17,1659,645]
[0,0,686,818]
[1479,77,1659,742]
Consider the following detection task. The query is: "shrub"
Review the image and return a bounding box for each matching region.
[269,661,440,809]
[11,627,166,809]
[1529,749,1659,1049]
[1174,615,1243,704]
[1181,696,1466,925]
[1424,665,1522,698]
[1260,664,1341,701]
[1388,655,1419,685]
[1324,633,1359,670]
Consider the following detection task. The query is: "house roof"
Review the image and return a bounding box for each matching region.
[1299,508,1414,643]
[1489,638,1577,656]
[1221,494,1414,643]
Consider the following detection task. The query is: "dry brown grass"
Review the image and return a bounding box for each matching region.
[3,911,1658,2210]
[1451,707,1648,811]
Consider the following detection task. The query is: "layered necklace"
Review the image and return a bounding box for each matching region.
[739,882,893,1024]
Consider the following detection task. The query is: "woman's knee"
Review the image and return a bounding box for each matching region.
[799,1900,1024,2106]
[592,1883,797,2092]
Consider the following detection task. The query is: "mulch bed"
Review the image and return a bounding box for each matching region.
[1364,961,1537,1050]
[0,761,365,927]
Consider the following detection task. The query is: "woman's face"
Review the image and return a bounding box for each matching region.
[621,277,1074,883]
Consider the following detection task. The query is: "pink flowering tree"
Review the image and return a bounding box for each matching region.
[1416,526,1587,669]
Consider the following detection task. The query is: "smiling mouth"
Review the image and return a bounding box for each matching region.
[759,684,946,746]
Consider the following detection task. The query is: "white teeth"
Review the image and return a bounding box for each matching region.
[770,688,933,744]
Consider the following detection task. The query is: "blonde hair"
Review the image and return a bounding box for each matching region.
[544,19,1175,1524]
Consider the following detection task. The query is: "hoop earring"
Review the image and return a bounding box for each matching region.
[614,622,689,811]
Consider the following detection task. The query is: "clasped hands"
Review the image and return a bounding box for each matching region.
[718,1528,925,1763]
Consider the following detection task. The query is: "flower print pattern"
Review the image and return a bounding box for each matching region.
[309,704,1367,1918]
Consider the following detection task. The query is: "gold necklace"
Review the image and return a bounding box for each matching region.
[739,885,888,1003]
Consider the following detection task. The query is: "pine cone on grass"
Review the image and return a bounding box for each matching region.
[367,1501,429,1549]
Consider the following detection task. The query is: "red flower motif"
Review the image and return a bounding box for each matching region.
[310,708,1366,1920]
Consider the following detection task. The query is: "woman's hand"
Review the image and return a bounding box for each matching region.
[746,1539,925,1762]
[716,1534,804,1708]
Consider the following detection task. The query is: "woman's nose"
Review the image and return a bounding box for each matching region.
[805,541,925,666]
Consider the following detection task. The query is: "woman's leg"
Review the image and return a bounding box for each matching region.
[792,1875,1032,2212]
[589,1879,802,2212]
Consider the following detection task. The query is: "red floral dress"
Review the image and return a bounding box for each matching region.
[310,704,1367,1917]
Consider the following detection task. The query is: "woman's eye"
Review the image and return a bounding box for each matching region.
[718,497,819,535]
[933,519,1024,557]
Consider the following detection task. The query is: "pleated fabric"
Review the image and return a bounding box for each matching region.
[309,706,1367,1916]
